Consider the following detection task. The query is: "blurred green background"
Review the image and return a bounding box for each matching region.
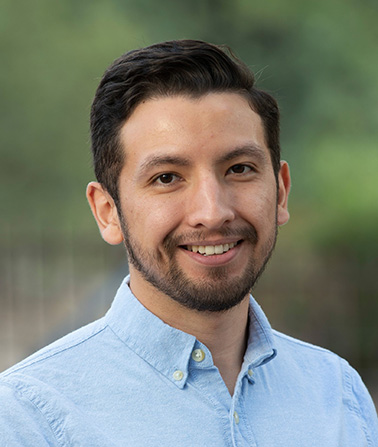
[1,0,377,404]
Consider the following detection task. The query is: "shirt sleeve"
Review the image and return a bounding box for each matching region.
[0,382,59,446]
[344,363,378,446]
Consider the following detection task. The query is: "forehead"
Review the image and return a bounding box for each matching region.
[119,92,268,165]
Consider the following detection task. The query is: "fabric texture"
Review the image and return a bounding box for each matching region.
[1,276,377,446]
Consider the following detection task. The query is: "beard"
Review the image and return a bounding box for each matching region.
[119,212,277,313]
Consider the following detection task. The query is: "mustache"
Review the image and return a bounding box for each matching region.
[163,225,258,253]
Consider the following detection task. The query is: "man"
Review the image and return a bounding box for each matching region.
[0,40,377,446]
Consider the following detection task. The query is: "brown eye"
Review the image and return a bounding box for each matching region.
[156,173,177,184]
[228,164,251,174]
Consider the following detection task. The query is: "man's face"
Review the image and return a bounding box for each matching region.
[115,93,290,312]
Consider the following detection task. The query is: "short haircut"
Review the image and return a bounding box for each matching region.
[90,39,281,204]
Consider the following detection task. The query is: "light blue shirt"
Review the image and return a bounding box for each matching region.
[1,276,377,446]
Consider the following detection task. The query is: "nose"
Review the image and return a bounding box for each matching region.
[185,174,235,230]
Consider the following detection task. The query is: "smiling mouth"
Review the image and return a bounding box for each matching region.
[182,241,242,256]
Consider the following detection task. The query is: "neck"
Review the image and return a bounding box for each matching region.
[129,274,250,395]
[183,302,249,395]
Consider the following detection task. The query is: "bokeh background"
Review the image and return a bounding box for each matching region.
[1,0,377,407]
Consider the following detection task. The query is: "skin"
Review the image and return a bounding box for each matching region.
[87,92,291,394]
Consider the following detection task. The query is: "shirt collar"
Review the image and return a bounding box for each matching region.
[243,294,277,371]
[105,276,196,389]
[105,276,276,388]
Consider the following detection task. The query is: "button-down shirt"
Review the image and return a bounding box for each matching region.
[1,276,377,446]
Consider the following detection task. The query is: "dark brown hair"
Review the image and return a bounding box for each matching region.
[90,39,281,204]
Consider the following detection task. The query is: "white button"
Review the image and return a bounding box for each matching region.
[173,370,184,381]
[192,349,206,362]
[233,411,240,424]
[248,369,253,377]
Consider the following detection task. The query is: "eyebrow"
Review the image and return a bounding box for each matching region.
[137,143,268,178]
[138,154,191,177]
[216,144,269,165]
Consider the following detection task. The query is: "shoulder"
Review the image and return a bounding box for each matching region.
[272,330,378,443]
[0,317,112,411]
[0,317,111,445]
[272,329,360,383]
[1,317,108,379]
[0,378,61,446]
[273,329,348,367]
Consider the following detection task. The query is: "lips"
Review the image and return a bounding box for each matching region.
[183,241,240,256]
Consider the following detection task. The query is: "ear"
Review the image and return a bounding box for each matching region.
[86,182,124,245]
[276,161,291,226]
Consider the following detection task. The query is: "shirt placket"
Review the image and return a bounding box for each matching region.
[188,341,257,447]
[229,367,258,447]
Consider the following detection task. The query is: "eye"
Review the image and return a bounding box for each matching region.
[154,173,179,185]
[227,164,253,175]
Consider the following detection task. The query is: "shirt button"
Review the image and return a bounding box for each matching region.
[192,349,206,362]
[233,411,240,425]
[248,369,253,377]
[173,370,184,381]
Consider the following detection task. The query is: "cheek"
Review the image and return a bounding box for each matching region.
[126,194,184,239]
[237,185,277,230]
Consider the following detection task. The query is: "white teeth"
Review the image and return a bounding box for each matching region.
[186,242,238,255]
[214,245,223,254]
[205,246,215,255]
